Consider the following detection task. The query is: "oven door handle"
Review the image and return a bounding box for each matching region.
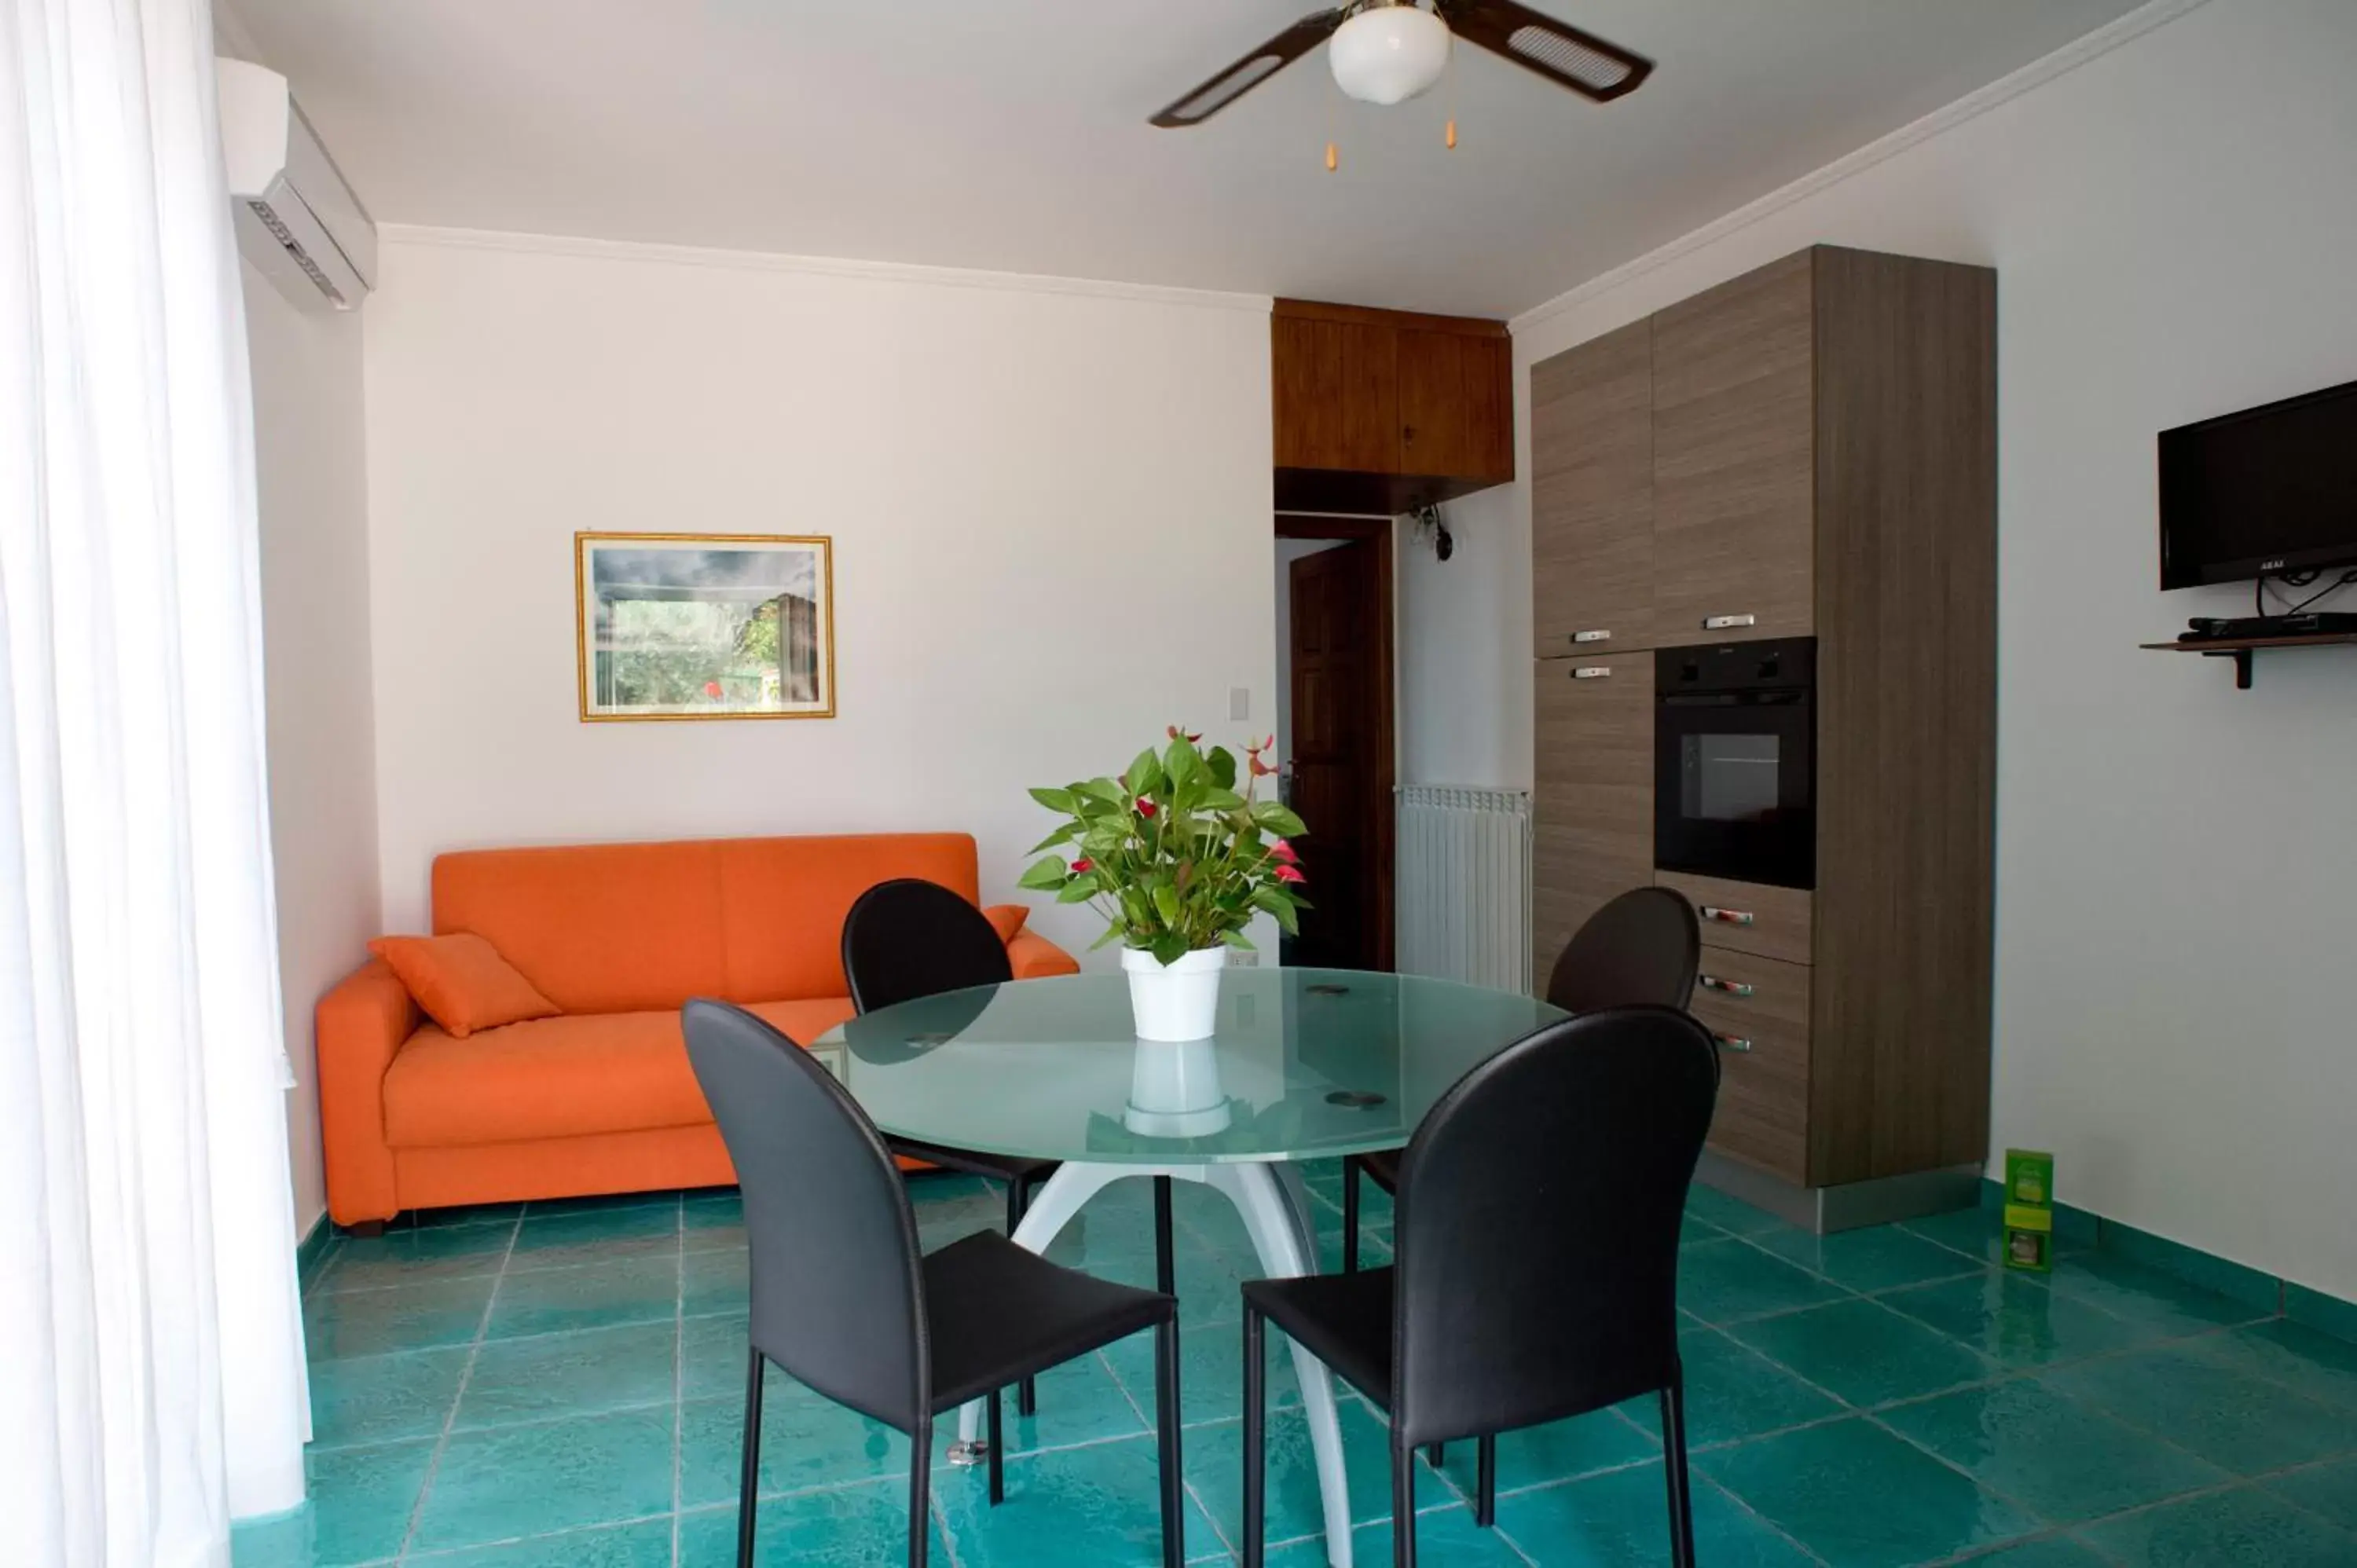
[1660,691,1807,708]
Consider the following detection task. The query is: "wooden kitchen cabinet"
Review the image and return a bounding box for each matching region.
[1530,317,1655,657]
[1398,328,1512,484]
[1530,655,1653,987]
[1272,312,1399,474]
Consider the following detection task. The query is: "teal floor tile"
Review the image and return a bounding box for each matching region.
[1619,1325,1843,1450]
[2096,1221,2284,1312]
[1677,1239,1849,1324]
[2041,1250,2275,1337]
[405,1515,676,1566]
[1749,1224,1989,1293]
[1103,1317,1304,1429]
[675,1484,950,1567]
[1877,1270,2155,1368]
[936,1431,1221,1567]
[1876,1376,2231,1522]
[521,1190,681,1218]
[454,1320,678,1430]
[1186,1400,1449,1548]
[2187,1318,2357,1413]
[2266,1456,2357,1533]
[1682,1186,1794,1238]
[1728,1299,1993,1409]
[677,1385,913,1506]
[1435,1406,1658,1496]
[992,1350,1155,1451]
[405,1201,527,1231]
[1490,1465,1817,1568]
[230,1437,437,1567]
[1959,1537,2113,1567]
[314,1223,514,1294]
[1901,1206,2077,1267]
[681,1248,749,1318]
[304,1275,496,1361]
[1697,1416,2036,1567]
[306,1346,471,1449]
[2044,1343,2357,1475]
[1264,1502,1528,1565]
[489,1255,678,1339]
[680,1200,745,1254]
[2286,1282,2357,1344]
[409,1406,676,1552]
[2077,1484,2357,1567]
[508,1204,680,1270]
[681,1312,753,1401]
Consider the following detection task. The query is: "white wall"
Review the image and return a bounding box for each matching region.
[245,265,381,1236]
[1426,0,2357,1299]
[361,234,1273,962]
[1395,489,1525,788]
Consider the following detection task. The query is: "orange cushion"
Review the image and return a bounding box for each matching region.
[716,835,981,1000]
[383,997,856,1149]
[367,934,559,1039]
[984,904,1028,945]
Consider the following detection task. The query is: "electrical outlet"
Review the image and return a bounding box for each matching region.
[1228,948,1260,967]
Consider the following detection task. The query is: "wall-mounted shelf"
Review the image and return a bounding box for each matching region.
[2140,632,2357,690]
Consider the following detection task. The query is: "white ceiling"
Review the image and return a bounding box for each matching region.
[228,0,2150,318]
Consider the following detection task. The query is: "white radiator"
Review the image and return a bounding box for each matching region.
[1396,786,1533,994]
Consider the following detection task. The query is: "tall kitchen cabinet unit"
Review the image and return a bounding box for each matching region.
[1531,247,1997,1229]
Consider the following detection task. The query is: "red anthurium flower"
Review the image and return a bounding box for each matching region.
[1070,857,1094,874]
[1249,755,1274,777]
[703,680,724,698]
[1270,839,1299,864]
[1165,724,1200,742]
[1274,863,1307,885]
[1136,800,1159,819]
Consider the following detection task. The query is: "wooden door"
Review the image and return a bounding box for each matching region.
[1398,329,1512,482]
[1531,318,1655,658]
[1273,315,1399,473]
[1288,540,1393,969]
[1530,655,1653,987]
[1651,249,1816,643]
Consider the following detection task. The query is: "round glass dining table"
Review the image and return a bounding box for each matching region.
[812,966,1566,1568]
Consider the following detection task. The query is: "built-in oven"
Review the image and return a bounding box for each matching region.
[1655,638,1816,890]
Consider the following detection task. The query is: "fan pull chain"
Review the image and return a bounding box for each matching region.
[1444,38,1458,150]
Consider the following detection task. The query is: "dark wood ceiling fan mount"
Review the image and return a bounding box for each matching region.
[1149,0,1652,129]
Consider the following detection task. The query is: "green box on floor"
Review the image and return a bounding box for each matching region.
[2002,1148,2055,1272]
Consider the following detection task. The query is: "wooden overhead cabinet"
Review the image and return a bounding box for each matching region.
[1273,299,1514,513]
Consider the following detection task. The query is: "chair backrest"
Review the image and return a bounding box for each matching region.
[1391,1005,1719,1446]
[680,998,929,1432]
[1545,887,1701,1014]
[841,877,1015,1016]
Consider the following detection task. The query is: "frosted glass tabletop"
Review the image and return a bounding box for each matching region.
[811,968,1567,1165]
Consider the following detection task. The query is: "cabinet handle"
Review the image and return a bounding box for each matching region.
[1703,613,1758,631]
[1698,975,1755,998]
[1572,629,1611,644]
[1699,905,1756,926]
[1711,1031,1754,1053]
[1571,665,1611,680]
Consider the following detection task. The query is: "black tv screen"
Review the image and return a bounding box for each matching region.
[2159,376,2357,589]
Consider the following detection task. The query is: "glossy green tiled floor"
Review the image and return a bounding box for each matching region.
[238,1167,2357,1567]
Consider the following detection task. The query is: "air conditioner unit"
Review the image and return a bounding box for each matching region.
[215,58,376,311]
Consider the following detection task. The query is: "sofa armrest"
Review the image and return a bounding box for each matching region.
[317,957,421,1226]
[1006,928,1081,980]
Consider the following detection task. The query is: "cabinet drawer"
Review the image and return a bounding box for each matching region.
[1688,951,1811,1184]
[1655,870,1813,965]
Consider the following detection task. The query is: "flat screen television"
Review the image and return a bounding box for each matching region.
[2159,376,2357,589]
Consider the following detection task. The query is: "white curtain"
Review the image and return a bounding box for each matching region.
[1,0,310,1563]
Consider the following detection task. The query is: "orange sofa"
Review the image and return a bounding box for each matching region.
[317,833,1076,1227]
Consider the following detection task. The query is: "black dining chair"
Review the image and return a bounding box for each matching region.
[1241,1005,1720,1568]
[682,998,1185,1568]
[1341,885,1700,1273]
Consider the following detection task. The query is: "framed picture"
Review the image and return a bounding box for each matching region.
[575,533,835,721]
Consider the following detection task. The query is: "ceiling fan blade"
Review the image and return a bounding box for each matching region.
[1440,0,1654,102]
[1149,9,1346,128]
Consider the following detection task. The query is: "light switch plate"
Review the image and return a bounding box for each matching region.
[1230,687,1250,721]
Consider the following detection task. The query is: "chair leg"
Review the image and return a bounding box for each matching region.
[1342,1158,1361,1273]
[1155,1316,1184,1568]
[909,1415,933,1568]
[1426,1442,1445,1468]
[1392,1436,1418,1568]
[1242,1307,1266,1568]
[1474,1434,1496,1527]
[1660,1366,1697,1568]
[738,1349,764,1568]
[987,1390,1005,1506]
[1010,1177,1037,1419]
[1154,1174,1175,1295]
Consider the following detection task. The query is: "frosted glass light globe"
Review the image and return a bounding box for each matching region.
[1329,5,1452,107]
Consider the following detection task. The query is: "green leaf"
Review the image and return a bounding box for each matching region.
[1027,824,1080,854]
[1152,884,1182,925]
[1149,932,1189,966]
[1208,747,1238,791]
[1127,749,1166,798]
[1077,778,1127,805]
[1017,855,1069,890]
[1028,786,1079,814]
[1250,885,1300,935]
[1057,872,1102,904]
[1089,923,1127,951]
[1200,789,1246,812]
[1164,736,1204,786]
[1120,888,1153,927]
[1251,801,1307,837]
[1220,928,1256,951]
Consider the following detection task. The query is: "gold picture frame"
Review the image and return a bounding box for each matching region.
[574,532,836,722]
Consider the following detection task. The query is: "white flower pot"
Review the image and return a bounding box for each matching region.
[1121,944,1227,1042]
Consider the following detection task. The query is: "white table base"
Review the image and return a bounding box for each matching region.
[948,1159,1355,1568]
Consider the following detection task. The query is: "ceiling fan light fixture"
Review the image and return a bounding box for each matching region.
[1329,3,1452,107]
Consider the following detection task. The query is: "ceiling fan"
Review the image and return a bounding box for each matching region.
[1149,0,1653,128]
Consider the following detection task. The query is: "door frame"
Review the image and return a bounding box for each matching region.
[1276,512,1397,972]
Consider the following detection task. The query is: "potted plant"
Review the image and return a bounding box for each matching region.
[1022,728,1309,1041]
